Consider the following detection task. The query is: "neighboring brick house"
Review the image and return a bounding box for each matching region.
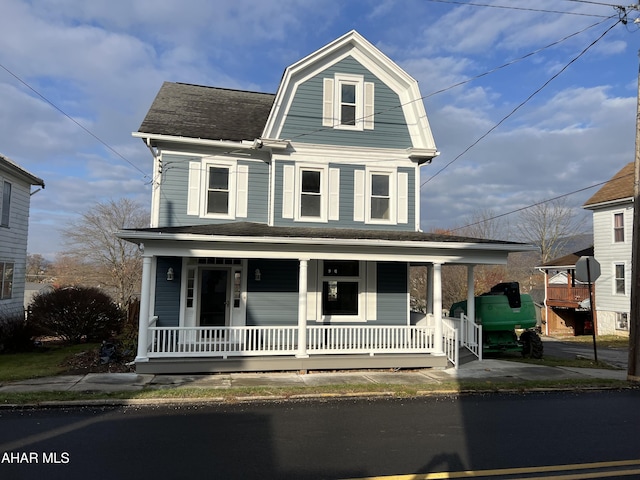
[0,153,45,319]
[120,31,534,374]
[583,162,634,336]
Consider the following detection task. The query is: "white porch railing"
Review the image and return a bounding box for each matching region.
[147,325,438,358]
[148,326,299,358]
[307,325,434,354]
[443,314,483,363]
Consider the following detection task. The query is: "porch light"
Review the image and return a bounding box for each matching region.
[254,269,261,281]
[167,267,174,281]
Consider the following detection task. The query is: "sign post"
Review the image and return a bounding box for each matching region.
[575,256,601,363]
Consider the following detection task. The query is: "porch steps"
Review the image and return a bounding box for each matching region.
[456,347,480,367]
[136,353,449,375]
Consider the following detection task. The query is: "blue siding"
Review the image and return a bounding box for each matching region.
[377,262,408,325]
[158,154,269,227]
[246,259,299,326]
[154,257,182,327]
[273,161,415,230]
[280,57,412,149]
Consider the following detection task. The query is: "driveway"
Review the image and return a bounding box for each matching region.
[542,336,629,369]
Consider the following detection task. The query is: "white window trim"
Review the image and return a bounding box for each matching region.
[200,160,236,219]
[613,262,627,296]
[1,180,11,227]
[295,163,329,223]
[318,260,366,323]
[334,73,364,131]
[366,167,397,225]
[612,211,625,243]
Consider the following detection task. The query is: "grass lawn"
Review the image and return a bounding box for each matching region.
[555,334,629,349]
[0,343,100,383]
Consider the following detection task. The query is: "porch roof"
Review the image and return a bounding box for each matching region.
[119,222,534,264]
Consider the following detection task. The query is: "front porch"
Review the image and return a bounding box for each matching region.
[135,316,482,374]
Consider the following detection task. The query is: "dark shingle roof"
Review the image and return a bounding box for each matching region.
[539,246,594,268]
[125,222,525,245]
[0,153,45,187]
[583,162,634,207]
[138,82,275,142]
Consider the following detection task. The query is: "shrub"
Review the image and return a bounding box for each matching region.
[28,286,125,343]
[0,309,35,353]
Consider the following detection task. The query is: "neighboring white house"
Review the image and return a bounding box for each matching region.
[0,153,45,319]
[583,162,633,336]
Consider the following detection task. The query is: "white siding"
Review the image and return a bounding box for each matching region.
[0,174,32,316]
[592,205,632,333]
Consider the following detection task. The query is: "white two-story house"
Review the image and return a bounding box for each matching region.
[0,153,45,319]
[120,31,533,374]
[583,162,634,336]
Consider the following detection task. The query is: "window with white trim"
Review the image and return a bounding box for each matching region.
[366,169,396,224]
[614,263,626,295]
[300,169,322,218]
[282,164,339,222]
[206,166,230,215]
[322,74,375,131]
[321,260,362,319]
[613,212,624,243]
[0,262,13,299]
[1,181,11,227]
[186,158,248,219]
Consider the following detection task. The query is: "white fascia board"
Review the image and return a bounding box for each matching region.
[118,229,535,254]
[275,143,415,165]
[583,197,633,211]
[133,132,256,151]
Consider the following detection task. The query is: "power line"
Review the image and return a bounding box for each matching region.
[448,172,635,233]
[0,62,151,182]
[421,17,622,188]
[423,0,613,17]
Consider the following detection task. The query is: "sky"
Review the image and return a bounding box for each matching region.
[0,0,638,259]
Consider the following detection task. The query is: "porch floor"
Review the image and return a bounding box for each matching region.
[136,353,449,375]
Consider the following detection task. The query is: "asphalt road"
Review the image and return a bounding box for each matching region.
[542,336,629,368]
[1,390,640,480]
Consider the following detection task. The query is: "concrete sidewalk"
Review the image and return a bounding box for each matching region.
[0,360,629,396]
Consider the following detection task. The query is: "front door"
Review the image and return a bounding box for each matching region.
[199,269,229,327]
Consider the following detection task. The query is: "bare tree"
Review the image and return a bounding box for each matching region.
[457,208,510,241]
[62,198,149,306]
[26,254,51,282]
[516,198,586,264]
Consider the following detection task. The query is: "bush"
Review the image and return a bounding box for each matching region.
[28,286,125,343]
[0,310,35,353]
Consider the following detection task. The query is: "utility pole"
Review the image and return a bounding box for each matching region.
[628,47,640,381]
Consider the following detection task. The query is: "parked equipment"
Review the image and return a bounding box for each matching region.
[450,282,543,358]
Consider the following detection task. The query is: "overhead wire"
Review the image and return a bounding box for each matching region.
[423,0,613,17]
[420,16,622,188]
[0,63,151,182]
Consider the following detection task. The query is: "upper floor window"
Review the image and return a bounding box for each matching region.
[0,262,13,299]
[187,158,248,220]
[614,263,626,295]
[613,212,624,242]
[371,174,391,220]
[1,181,11,227]
[322,74,375,131]
[206,167,230,215]
[282,164,339,223]
[300,169,322,218]
[353,168,409,225]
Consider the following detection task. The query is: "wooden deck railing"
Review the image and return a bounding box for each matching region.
[546,285,590,305]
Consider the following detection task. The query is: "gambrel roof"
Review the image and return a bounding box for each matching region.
[583,162,634,209]
[138,82,275,142]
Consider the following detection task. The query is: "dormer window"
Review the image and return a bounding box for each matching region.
[323,73,375,131]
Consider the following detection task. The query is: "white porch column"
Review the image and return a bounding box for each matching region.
[296,259,309,358]
[136,255,153,363]
[433,262,443,352]
[466,265,475,346]
[466,265,475,319]
[426,265,434,316]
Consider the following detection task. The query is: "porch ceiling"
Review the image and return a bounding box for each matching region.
[119,222,535,265]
